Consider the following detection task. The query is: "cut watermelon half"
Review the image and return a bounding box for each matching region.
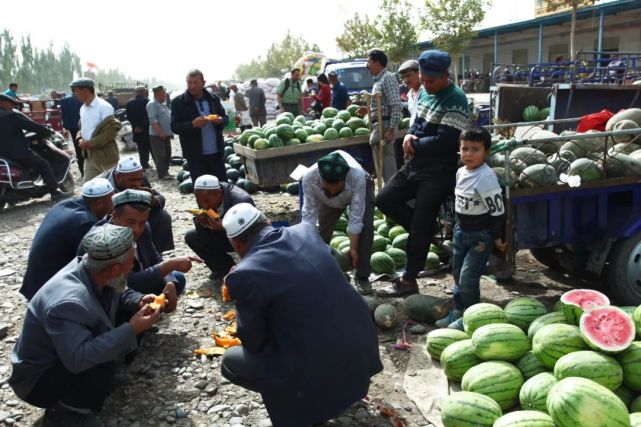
[580,306,635,354]
[560,289,610,325]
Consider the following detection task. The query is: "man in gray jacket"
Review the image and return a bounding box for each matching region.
[9,224,162,427]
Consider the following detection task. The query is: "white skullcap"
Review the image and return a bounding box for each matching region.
[194,174,221,190]
[116,156,143,173]
[81,178,114,198]
[223,203,261,238]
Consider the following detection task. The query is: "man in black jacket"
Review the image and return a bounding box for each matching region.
[171,70,228,182]
[126,86,151,169]
[0,94,61,200]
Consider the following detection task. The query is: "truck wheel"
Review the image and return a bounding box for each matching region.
[605,232,641,305]
[530,247,560,269]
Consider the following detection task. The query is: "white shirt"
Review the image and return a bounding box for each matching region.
[80,96,114,140]
[302,150,368,235]
[455,163,504,217]
[407,86,426,127]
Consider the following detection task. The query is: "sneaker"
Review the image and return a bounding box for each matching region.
[352,274,372,295]
[448,316,465,331]
[435,310,462,328]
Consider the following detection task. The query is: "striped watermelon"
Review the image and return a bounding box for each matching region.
[580,306,635,354]
[615,386,635,409]
[546,377,631,427]
[463,303,508,335]
[335,216,348,233]
[493,410,555,427]
[505,297,548,331]
[440,391,502,427]
[516,351,548,380]
[425,328,468,361]
[471,323,529,361]
[520,372,556,413]
[372,235,390,253]
[330,235,349,250]
[373,303,397,329]
[554,350,623,391]
[370,252,396,274]
[620,306,637,317]
[532,324,587,369]
[632,396,641,412]
[634,306,641,337]
[385,248,406,270]
[441,339,481,382]
[391,233,409,250]
[560,289,610,325]
[632,413,641,427]
[377,223,391,238]
[618,341,641,391]
[462,361,524,410]
[522,105,540,121]
[528,311,568,340]
[373,218,385,229]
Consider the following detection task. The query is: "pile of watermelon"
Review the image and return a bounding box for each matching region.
[429,289,641,427]
[330,207,450,276]
[492,108,641,189]
[175,138,258,194]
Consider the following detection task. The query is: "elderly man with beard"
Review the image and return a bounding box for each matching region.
[9,224,162,427]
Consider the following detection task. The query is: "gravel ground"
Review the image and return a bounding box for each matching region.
[0,143,594,426]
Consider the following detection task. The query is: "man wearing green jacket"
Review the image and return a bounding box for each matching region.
[276,68,303,116]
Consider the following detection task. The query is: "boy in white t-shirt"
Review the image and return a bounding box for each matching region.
[435,128,506,330]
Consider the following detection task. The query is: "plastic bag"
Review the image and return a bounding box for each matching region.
[576,109,614,132]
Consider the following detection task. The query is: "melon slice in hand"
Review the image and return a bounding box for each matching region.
[580,306,635,354]
[148,294,166,311]
[560,289,610,325]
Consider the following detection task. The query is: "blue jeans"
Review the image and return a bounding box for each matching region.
[172,271,186,295]
[452,225,493,312]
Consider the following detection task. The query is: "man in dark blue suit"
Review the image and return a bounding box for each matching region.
[126,86,151,169]
[220,204,383,426]
[21,178,115,300]
[60,90,84,175]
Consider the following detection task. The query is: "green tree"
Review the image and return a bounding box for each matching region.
[17,36,35,91]
[376,0,419,64]
[422,0,489,82]
[336,13,381,59]
[545,0,596,61]
[0,30,18,89]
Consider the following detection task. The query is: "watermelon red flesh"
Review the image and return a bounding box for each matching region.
[580,306,635,353]
[561,289,610,324]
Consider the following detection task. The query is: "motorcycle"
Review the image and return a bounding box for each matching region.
[0,130,76,211]
[117,120,137,152]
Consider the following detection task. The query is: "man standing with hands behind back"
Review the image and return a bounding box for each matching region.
[171,69,228,182]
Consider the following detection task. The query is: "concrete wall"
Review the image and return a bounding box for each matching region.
[461,8,641,75]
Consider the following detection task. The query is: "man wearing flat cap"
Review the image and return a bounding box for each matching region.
[10,224,162,426]
[82,189,199,317]
[0,93,63,200]
[220,204,382,426]
[126,86,151,170]
[376,49,470,297]
[245,79,266,127]
[21,178,115,300]
[99,156,174,252]
[302,150,375,294]
[147,86,174,180]
[72,78,122,181]
[185,174,255,287]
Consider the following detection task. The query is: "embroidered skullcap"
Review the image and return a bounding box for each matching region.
[81,178,113,198]
[112,189,152,208]
[318,152,350,183]
[222,203,261,239]
[81,223,133,260]
[116,156,143,173]
[194,174,221,190]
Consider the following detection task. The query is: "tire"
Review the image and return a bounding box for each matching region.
[530,247,561,270]
[59,173,75,196]
[605,231,641,305]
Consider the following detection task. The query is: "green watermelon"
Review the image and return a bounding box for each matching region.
[332,119,346,132]
[322,117,335,128]
[228,155,243,169]
[373,218,385,229]
[347,104,360,116]
[324,128,339,140]
[178,178,193,194]
[285,182,299,195]
[385,248,406,270]
[224,145,234,158]
[546,377,630,427]
[294,129,308,142]
[293,115,305,125]
[391,233,409,250]
[372,235,390,253]
[377,223,391,238]
[522,105,540,121]
[338,127,353,138]
[337,240,351,252]
[404,294,449,323]
[472,323,529,362]
[304,125,316,135]
[275,115,292,126]
[254,138,270,150]
[242,179,258,194]
[516,351,548,380]
[440,391,502,427]
[268,134,284,148]
[462,361,524,410]
[615,385,635,409]
[354,127,371,136]
[424,252,440,270]
[335,216,348,233]
[568,158,603,182]
[373,303,397,329]
[532,324,587,369]
[554,350,623,391]
[322,107,338,118]
[425,328,468,360]
[370,252,396,274]
[463,303,508,335]
[519,164,558,188]
[346,117,367,131]
[631,395,641,412]
[493,411,555,427]
[176,170,190,183]
[510,147,547,166]
[275,124,295,139]
[333,248,352,272]
[560,289,610,325]
[538,107,551,121]
[528,311,568,340]
[285,138,300,146]
[336,110,351,122]
[580,306,635,354]
[519,372,556,413]
[330,236,349,250]
[247,134,261,148]
[388,225,407,241]
[313,123,327,135]
[226,169,240,182]
[441,339,482,382]
[619,342,641,391]
[505,298,548,331]
[374,207,384,219]
[399,117,410,130]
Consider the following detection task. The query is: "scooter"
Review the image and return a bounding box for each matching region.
[0,130,76,211]
[118,120,137,152]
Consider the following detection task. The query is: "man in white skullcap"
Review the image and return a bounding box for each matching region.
[98,155,174,252]
[10,224,162,426]
[21,177,115,300]
[220,204,383,426]
[83,189,201,316]
[185,174,254,287]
